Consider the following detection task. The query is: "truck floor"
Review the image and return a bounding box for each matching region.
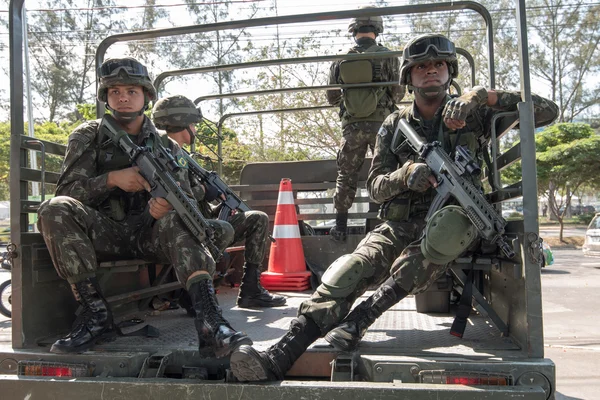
[95,286,520,359]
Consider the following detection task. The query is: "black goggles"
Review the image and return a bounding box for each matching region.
[98,59,148,79]
[405,37,455,59]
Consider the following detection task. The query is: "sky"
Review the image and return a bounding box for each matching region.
[0,0,582,123]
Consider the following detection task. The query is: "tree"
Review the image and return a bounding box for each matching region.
[529,0,600,122]
[26,1,126,122]
[0,120,73,201]
[536,123,600,240]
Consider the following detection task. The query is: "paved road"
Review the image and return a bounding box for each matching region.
[539,226,588,238]
[543,249,600,400]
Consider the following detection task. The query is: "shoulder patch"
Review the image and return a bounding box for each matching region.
[176,154,189,169]
[69,120,100,145]
[377,126,389,137]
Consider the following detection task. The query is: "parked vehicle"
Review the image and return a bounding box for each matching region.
[583,213,600,257]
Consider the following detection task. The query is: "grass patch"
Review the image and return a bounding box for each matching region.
[544,236,585,248]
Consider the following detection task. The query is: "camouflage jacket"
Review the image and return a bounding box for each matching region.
[56,116,194,221]
[368,91,559,222]
[326,37,403,126]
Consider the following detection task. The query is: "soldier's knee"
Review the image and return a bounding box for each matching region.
[37,196,78,223]
[421,205,477,264]
[212,220,234,247]
[317,254,372,298]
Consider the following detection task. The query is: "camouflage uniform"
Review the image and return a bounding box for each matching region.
[300,91,559,332]
[38,116,216,289]
[327,37,403,213]
[186,159,269,267]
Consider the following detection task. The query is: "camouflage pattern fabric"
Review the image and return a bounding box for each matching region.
[326,37,402,127]
[301,89,558,333]
[152,95,201,131]
[368,92,559,223]
[333,121,380,212]
[38,116,217,287]
[228,210,269,265]
[298,220,425,333]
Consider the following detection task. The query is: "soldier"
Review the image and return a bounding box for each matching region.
[151,95,286,308]
[327,7,404,241]
[37,58,251,356]
[229,33,558,381]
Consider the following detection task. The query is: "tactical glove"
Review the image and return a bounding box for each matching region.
[399,161,434,192]
[442,86,488,121]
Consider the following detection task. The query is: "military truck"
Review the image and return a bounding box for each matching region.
[2,1,554,399]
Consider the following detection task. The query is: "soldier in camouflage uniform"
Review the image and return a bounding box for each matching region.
[229,34,558,382]
[327,8,404,241]
[37,58,251,356]
[152,95,286,308]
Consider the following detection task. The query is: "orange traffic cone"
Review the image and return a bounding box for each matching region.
[261,178,311,291]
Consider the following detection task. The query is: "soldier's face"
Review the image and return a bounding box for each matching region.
[106,85,145,112]
[410,60,449,88]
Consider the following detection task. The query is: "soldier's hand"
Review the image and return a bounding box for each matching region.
[149,197,173,220]
[107,167,151,193]
[442,86,489,129]
[405,162,438,192]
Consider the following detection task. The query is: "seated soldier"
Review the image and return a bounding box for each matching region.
[229,33,558,381]
[152,95,286,308]
[37,58,251,357]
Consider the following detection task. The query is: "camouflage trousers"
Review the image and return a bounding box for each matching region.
[333,121,381,212]
[298,219,447,333]
[37,196,217,288]
[228,210,269,266]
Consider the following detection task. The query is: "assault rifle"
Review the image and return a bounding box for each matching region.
[100,114,221,259]
[185,152,275,242]
[393,118,515,259]
[185,153,252,220]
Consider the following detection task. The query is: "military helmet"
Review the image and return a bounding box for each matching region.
[399,34,458,86]
[152,95,202,130]
[97,57,157,103]
[347,6,384,36]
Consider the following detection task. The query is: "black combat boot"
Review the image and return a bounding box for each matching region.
[50,277,117,354]
[230,315,321,382]
[325,277,408,352]
[329,211,348,242]
[188,279,253,358]
[237,263,286,308]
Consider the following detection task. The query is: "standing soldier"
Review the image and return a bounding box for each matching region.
[37,58,251,356]
[229,33,558,382]
[152,95,286,308]
[327,7,404,241]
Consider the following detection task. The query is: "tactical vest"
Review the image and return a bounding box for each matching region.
[380,105,485,223]
[96,127,157,221]
[338,44,393,127]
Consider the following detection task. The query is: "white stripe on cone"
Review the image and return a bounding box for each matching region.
[277,191,295,205]
[273,224,301,239]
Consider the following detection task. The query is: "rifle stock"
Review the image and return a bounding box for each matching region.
[395,118,515,259]
[100,114,221,259]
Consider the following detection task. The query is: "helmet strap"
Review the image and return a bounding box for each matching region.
[106,103,145,123]
[186,126,195,146]
[408,76,452,100]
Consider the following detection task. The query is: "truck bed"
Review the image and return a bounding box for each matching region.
[92,286,520,359]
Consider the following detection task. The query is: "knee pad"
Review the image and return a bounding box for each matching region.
[317,254,371,298]
[421,205,477,264]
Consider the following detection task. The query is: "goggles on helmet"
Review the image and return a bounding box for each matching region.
[98,58,149,79]
[404,36,455,60]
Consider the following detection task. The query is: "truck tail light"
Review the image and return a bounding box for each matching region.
[18,360,90,377]
[420,370,511,386]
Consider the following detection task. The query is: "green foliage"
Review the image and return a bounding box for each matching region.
[0,121,72,201]
[574,212,596,226]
